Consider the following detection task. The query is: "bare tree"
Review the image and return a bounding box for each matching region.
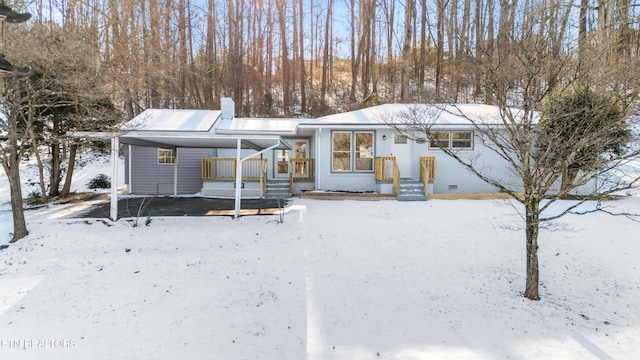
[0,80,29,242]
[390,35,640,301]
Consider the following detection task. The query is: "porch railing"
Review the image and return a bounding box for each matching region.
[289,158,315,192]
[420,156,436,181]
[375,156,400,195]
[201,158,267,180]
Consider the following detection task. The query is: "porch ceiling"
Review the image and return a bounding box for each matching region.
[119,132,292,150]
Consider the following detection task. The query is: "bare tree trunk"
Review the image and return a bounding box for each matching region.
[27,122,48,203]
[474,0,483,99]
[524,199,540,300]
[277,0,290,113]
[4,82,28,242]
[349,0,358,102]
[383,0,396,99]
[205,0,217,108]
[60,143,79,197]
[320,0,333,110]
[298,0,306,112]
[400,0,414,101]
[419,0,427,97]
[435,0,445,99]
[49,142,61,197]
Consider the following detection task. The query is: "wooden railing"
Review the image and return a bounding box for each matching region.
[392,161,400,196]
[420,156,436,181]
[289,158,315,192]
[374,156,396,181]
[201,158,267,180]
[375,156,400,195]
[262,161,268,194]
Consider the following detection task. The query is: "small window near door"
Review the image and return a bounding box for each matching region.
[158,148,176,164]
[394,134,408,144]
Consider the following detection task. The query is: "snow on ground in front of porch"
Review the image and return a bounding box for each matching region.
[1,182,640,359]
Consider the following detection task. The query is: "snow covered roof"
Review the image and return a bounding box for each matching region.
[215,117,302,134]
[118,109,290,150]
[300,103,532,127]
[121,109,221,132]
[118,103,536,141]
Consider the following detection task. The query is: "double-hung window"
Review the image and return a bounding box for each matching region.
[429,130,473,150]
[332,131,374,172]
[429,131,450,148]
[451,131,472,149]
[158,148,176,164]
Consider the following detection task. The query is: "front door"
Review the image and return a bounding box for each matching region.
[391,134,412,178]
[274,139,309,178]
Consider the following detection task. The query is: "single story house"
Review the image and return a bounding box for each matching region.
[117,99,536,202]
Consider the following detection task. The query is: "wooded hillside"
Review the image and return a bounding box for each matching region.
[6,0,640,119]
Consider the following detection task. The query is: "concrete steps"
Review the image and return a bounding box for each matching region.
[397,179,428,201]
[265,179,291,199]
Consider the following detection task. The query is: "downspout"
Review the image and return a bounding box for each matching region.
[127,144,132,193]
[173,148,179,196]
[110,136,119,221]
[234,139,285,219]
[234,139,242,218]
[260,153,264,198]
[315,128,321,191]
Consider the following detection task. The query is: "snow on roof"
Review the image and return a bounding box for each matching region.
[122,109,221,132]
[301,103,529,127]
[216,117,301,134]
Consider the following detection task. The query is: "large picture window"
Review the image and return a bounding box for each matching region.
[429,131,473,150]
[158,148,176,164]
[332,131,374,172]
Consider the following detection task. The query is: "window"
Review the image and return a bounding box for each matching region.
[355,132,374,171]
[429,131,450,149]
[158,148,176,164]
[332,132,351,171]
[332,131,374,172]
[429,131,473,150]
[452,131,473,149]
[394,134,408,144]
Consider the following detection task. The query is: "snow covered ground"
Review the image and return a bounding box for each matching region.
[1,156,640,359]
[0,153,120,245]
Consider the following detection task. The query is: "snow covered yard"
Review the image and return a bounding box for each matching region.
[0,196,639,359]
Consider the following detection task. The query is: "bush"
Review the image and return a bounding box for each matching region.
[87,174,111,190]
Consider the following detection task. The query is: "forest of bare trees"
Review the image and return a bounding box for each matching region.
[3,0,640,119]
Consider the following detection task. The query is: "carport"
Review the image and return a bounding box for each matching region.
[70,107,291,221]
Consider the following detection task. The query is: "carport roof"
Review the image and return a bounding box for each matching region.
[119,132,291,151]
[115,109,291,150]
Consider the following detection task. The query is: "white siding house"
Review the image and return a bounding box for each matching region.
[120,100,579,199]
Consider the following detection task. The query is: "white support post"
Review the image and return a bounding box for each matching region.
[110,136,119,221]
[127,144,132,193]
[173,148,179,196]
[234,138,243,219]
[259,154,264,198]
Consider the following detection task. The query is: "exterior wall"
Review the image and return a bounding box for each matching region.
[314,128,380,192]
[127,145,216,195]
[414,131,520,194]
[314,127,521,194]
